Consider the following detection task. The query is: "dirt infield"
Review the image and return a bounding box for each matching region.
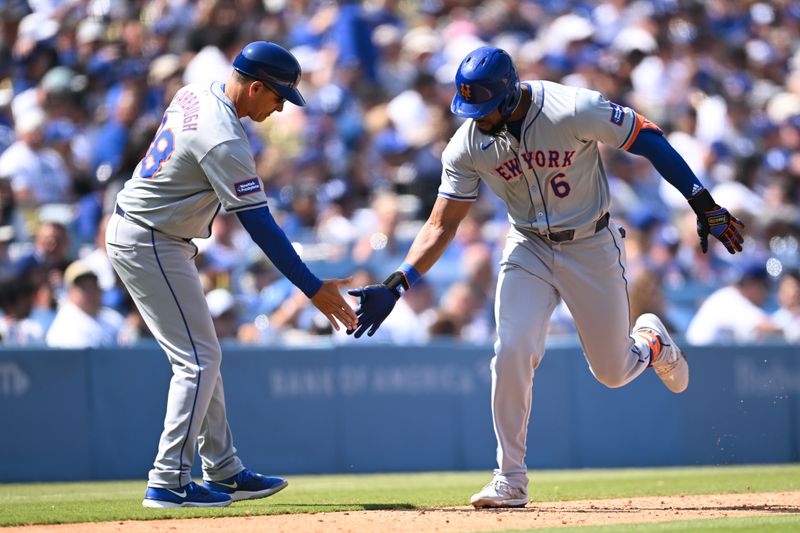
[9,491,799,532]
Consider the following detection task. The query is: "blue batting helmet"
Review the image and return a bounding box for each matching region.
[233,41,306,106]
[451,47,520,119]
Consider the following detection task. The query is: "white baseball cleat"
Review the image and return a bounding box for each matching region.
[633,313,689,393]
[470,479,528,508]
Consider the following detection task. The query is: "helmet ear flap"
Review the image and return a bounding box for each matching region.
[500,83,521,116]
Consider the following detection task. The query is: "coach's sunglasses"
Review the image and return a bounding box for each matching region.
[263,82,286,104]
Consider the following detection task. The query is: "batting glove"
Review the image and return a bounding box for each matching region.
[346,271,409,338]
[688,189,745,254]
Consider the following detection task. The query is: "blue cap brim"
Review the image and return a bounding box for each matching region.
[450,93,503,118]
[273,83,306,106]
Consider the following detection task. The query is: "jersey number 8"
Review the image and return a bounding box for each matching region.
[140,128,175,179]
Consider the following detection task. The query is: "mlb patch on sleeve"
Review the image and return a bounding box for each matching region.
[609,103,625,126]
[234,177,262,197]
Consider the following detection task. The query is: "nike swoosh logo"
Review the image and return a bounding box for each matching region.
[480,139,496,150]
[216,480,238,489]
[167,489,187,498]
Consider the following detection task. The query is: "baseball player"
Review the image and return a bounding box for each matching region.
[106,41,357,508]
[347,47,744,508]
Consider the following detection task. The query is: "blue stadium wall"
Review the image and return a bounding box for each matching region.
[1,342,798,482]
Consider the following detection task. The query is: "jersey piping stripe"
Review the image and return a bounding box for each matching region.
[227,200,269,212]
[618,109,637,150]
[151,229,202,486]
[206,203,222,240]
[438,191,478,201]
[528,81,545,124]
[211,81,237,116]
[522,81,551,233]
[620,112,661,151]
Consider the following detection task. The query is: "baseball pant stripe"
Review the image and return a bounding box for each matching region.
[150,228,203,486]
[605,224,631,331]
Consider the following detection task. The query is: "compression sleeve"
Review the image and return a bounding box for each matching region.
[236,206,323,298]
[628,129,704,199]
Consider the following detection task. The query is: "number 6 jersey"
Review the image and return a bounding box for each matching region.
[439,80,660,234]
[116,81,268,239]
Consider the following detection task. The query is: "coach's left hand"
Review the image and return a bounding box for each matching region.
[311,278,358,331]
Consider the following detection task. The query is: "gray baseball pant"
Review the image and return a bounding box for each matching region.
[490,222,651,489]
[106,213,243,488]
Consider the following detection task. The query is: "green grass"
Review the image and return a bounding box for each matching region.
[0,465,798,527]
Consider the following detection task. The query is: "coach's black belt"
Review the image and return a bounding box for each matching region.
[115,204,150,230]
[115,204,158,234]
[115,204,194,244]
[545,212,610,242]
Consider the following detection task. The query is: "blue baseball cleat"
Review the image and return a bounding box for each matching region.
[142,481,232,508]
[204,469,288,502]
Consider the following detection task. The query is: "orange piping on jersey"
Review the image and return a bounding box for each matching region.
[622,112,662,151]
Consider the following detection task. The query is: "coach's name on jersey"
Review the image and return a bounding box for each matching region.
[234,177,263,197]
[174,90,200,132]
[495,150,576,181]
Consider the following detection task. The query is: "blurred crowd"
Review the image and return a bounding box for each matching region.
[0,0,799,349]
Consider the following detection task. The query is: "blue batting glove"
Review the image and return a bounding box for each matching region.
[346,284,400,338]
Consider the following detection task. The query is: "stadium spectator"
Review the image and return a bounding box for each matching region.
[772,269,800,342]
[430,281,491,343]
[0,1,799,346]
[686,262,784,345]
[380,277,436,345]
[0,107,72,207]
[0,275,44,346]
[206,288,241,342]
[13,219,71,276]
[628,270,681,335]
[45,260,123,348]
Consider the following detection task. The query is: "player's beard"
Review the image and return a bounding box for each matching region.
[477,119,507,137]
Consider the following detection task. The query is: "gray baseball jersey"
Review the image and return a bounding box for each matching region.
[440,80,658,234]
[441,80,662,491]
[116,81,268,239]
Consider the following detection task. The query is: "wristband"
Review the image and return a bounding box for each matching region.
[687,188,717,216]
[384,263,422,298]
[399,262,421,286]
[382,271,409,298]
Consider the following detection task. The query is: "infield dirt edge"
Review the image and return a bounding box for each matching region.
[6,490,799,532]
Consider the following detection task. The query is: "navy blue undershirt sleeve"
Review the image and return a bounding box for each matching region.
[628,129,703,199]
[236,206,323,298]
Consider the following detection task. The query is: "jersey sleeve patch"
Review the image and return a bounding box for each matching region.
[234,177,262,197]
[609,102,625,126]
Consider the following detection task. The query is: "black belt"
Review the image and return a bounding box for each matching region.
[115,204,156,233]
[115,204,194,244]
[115,204,147,228]
[546,212,610,242]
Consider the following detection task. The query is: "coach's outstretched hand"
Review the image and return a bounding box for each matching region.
[346,284,399,338]
[688,189,745,254]
[311,278,358,331]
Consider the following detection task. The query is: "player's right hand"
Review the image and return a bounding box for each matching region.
[310,278,358,331]
[346,284,399,338]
